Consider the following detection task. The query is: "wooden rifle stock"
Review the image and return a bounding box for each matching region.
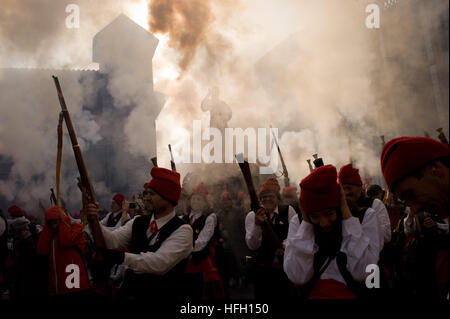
[236,154,283,252]
[52,76,106,250]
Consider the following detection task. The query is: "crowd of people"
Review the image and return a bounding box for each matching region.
[0,136,448,301]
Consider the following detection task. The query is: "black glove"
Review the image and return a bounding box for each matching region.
[99,248,125,265]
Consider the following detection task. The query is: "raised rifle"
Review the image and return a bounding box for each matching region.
[312,154,324,168]
[437,128,449,146]
[52,76,110,295]
[50,188,57,206]
[270,125,289,187]
[168,144,176,171]
[151,157,158,167]
[236,154,283,254]
[52,76,106,247]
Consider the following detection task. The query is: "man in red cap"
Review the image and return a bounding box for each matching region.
[282,186,300,215]
[338,163,390,251]
[183,182,225,299]
[86,167,193,300]
[284,165,380,299]
[381,137,449,299]
[245,177,297,298]
[100,193,130,229]
[381,137,449,219]
[7,205,25,219]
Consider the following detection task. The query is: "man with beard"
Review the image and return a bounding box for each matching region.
[381,137,449,299]
[245,177,297,298]
[338,163,390,251]
[284,165,380,299]
[86,167,193,300]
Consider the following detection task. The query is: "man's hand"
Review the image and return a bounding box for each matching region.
[423,216,437,229]
[86,202,99,218]
[16,230,31,240]
[275,247,285,257]
[300,204,310,223]
[254,208,266,226]
[339,184,353,220]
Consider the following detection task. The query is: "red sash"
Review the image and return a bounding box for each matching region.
[308,279,357,299]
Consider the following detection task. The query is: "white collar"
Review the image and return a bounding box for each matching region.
[151,210,176,230]
[189,210,202,218]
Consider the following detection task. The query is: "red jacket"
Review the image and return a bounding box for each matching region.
[37,207,89,295]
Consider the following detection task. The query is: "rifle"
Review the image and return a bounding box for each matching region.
[270,125,289,187]
[307,159,314,172]
[52,76,106,250]
[236,154,283,254]
[50,188,57,206]
[312,154,324,168]
[151,157,158,167]
[436,128,449,146]
[53,76,111,296]
[168,144,176,171]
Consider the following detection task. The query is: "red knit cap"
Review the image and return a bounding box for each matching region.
[191,182,209,198]
[338,163,363,186]
[112,193,125,206]
[145,167,182,204]
[300,165,340,214]
[8,205,24,218]
[381,137,449,188]
[259,177,280,195]
[44,206,64,223]
[282,186,297,196]
[237,191,246,201]
[221,191,232,200]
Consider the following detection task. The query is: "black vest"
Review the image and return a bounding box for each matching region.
[106,211,122,227]
[255,205,290,264]
[122,214,188,300]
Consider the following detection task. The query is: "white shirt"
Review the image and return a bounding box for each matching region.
[189,210,217,252]
[100,210,130,229]
[245,205,297,250]
[101,211,193,275]
[371,199,392,251]
[284,209,380,285]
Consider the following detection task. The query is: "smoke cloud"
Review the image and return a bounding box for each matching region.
[0,0,448,215]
